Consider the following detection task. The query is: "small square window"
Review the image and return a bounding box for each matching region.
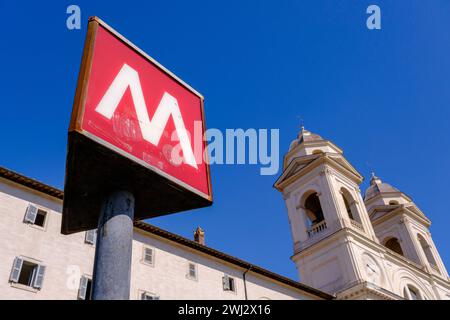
[78,276,92,300]
[24,204,47,228]
[18,261,37,286]
[10,257,46,289]
[187,263,197,280]
[34,210,47,227]
[229,278,235,292]
[142,247,154,266]
[222,275,236,292]
[141,292,159,300]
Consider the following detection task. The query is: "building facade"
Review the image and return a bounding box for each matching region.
[0,166,329,300]
[274,127,450,300]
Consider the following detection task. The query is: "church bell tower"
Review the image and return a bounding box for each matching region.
[274,127,379,294]
[275,127,450,299]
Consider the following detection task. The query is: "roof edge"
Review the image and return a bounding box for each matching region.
[0,166,64,200]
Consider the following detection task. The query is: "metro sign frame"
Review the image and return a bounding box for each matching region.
[62,17,212,234]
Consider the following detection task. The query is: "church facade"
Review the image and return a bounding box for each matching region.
[0,128,449,300]
[275,128,450,299]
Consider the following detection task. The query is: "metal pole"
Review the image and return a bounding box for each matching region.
[91,190,135,300]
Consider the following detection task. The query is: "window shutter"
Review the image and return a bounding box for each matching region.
[85,230,97,245]
[24,204,38,224]
[141,292,155,300]
[141,292,149,300]
[33,265,46,289]
[222,275,230,290]
[78,276,89,300]
[144,248,153,264]
[9,257,23,283]
[189,263,196,278]
[141,292,159,300]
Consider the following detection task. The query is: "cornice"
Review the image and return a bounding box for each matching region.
[337,282,402,300]
[275,153,363,191]
[370,204,430,228]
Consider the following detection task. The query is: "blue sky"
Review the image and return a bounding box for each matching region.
[1,1,449,281]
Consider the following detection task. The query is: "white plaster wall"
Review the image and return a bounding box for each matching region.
[130,230,314,300]
[0,178,95,300]
[293,236,356,294]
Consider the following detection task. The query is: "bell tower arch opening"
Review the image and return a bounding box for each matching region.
[340,188,365,232]
[303,192,324,227]
[340,189,358,222]
[418,234,438,269]
[384,237,404,256]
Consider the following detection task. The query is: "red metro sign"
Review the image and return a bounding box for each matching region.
[83,24,209,195]
[62,17,212,234]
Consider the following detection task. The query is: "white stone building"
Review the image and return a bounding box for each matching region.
[275,127,450,299]
[1,127,449,300]
[0,166,329,300]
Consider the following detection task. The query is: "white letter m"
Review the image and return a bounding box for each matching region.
[95,64,198,169]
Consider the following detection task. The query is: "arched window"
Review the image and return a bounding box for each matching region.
[418,234,438,268]
[389,200,399,205]
[340,188,363,224]
[384,237,404,256]
[404,285,422,300]
[343,195,354,220]
[304,193,324,227]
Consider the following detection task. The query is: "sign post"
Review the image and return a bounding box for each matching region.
[63,17,213,299]
[92,191,134,300]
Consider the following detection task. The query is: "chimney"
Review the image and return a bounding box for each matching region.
[194,226,205,245]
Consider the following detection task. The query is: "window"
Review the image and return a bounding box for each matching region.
[417,234,438,269]
[142,247,154,266]
[222,275,236,292]
[403,287,408,299]
[85,229,97,245]
[384,237,404,256]
[34,210,47,227]
[389,200,399,205]
[24,204,47,228]
[9,257,46,289]
[187,262,197,280]
[404,285,422,300]
[141,292,160,300]
[343,195,354,220]
[409,287,420,300]
[340,188,363,224]
[78,276,92,300]
[304,193,325,227]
